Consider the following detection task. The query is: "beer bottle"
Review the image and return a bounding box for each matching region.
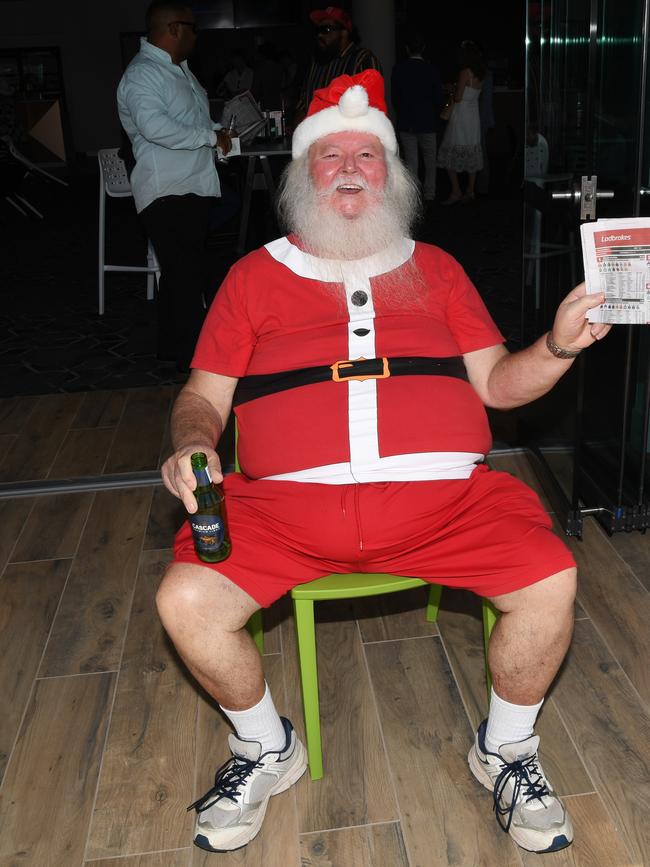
[188,452,231,563]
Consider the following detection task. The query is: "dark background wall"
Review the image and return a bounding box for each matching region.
[395,0,525,85]
[2,0,153,153]
[1,0,524,155]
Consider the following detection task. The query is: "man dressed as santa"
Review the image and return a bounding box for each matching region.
[160,70,609,856]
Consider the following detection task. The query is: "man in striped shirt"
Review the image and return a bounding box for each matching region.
[295,5,381,121]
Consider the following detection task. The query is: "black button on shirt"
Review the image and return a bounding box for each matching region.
[351,290,368,306]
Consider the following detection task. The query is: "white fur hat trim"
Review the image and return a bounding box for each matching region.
[292,89,397,159]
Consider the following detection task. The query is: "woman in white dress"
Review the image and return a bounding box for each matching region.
[438,41,486,204]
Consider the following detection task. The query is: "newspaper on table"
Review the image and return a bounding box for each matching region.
[581,217,650,324]
[220,90,266,144]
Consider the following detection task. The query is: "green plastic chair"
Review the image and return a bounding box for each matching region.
[247,576,497,781]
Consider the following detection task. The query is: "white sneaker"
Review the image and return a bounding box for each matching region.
[468,720,574,853]
[189,717,307,852]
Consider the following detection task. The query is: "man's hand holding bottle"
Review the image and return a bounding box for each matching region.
[162,444,222,513]
[162,447,232,563]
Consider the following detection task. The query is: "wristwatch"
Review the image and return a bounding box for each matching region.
[545,331,581,359]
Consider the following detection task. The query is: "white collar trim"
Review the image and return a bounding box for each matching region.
[264,235,415,282]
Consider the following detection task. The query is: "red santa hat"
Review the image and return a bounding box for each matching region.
[291,70,398,159]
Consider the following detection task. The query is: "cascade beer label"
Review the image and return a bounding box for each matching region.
[190,512,225,553]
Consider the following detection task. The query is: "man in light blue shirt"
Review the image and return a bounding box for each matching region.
[117,0,232,371]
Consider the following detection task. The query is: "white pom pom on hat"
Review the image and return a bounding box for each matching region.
[291,70,397,159]
[339,84,369,117]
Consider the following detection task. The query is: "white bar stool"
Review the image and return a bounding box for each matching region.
[97,147,159,315]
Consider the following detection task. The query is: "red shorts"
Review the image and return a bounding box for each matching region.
[172,463,575,608]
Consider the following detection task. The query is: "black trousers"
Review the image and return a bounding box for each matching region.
[140,193,214,369]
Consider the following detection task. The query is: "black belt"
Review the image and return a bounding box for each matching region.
[233,355,468,407]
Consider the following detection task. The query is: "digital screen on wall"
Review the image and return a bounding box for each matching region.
[194,0,299,29]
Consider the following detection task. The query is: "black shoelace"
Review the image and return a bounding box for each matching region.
[187,754,262,813]
[492,754,550,832]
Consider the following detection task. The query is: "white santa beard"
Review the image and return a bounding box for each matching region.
[300,206,427,308]
[277,152,424,307]
[306,196,400,259]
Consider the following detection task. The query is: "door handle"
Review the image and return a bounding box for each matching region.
[640,188,650,196]
[550,176,614,219]
[551,189,615,200]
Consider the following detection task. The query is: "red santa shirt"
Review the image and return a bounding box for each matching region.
[192,236,504,482]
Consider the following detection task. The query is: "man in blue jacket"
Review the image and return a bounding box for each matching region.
[117,1,232,372]
[391,38,444,202]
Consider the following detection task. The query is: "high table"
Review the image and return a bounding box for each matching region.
[235,138,292,254]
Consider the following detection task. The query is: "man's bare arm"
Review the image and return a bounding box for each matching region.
[162,370,238,512]
[464,283,610,409]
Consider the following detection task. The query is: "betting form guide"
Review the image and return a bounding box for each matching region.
[581,218,650,324]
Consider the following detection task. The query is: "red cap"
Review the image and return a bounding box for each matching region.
[309,6,353,32]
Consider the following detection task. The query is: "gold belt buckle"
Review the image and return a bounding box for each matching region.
[330,357,390,382]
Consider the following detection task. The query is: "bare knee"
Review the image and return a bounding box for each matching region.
[490,567,577,616]
[558,566,578,605]
[156,565,200,630]
[156,563,257,635]
[538,567,577,612]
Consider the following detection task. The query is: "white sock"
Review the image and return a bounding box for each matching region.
[484,688,544,754]
[220,682,286,753]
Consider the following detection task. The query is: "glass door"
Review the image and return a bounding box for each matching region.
[523,0,650,534]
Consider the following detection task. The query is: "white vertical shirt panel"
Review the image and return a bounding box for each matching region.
[340,264,381,474]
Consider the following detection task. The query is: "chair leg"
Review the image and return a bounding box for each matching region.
[146,272,155,300]
[146,241,157,300]
[98,183,106,315]
[425,583,442,622]
[293,597,324,780]
[481,599,498,701]
[5,195,28,216]
[246,609,264,655]
[14,194,43,219]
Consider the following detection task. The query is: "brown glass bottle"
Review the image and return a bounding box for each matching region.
[188,452,231,563]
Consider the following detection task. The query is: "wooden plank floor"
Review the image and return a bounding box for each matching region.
[0,391,648,866]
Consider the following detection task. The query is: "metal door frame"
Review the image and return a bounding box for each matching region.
[525,0,650,536]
